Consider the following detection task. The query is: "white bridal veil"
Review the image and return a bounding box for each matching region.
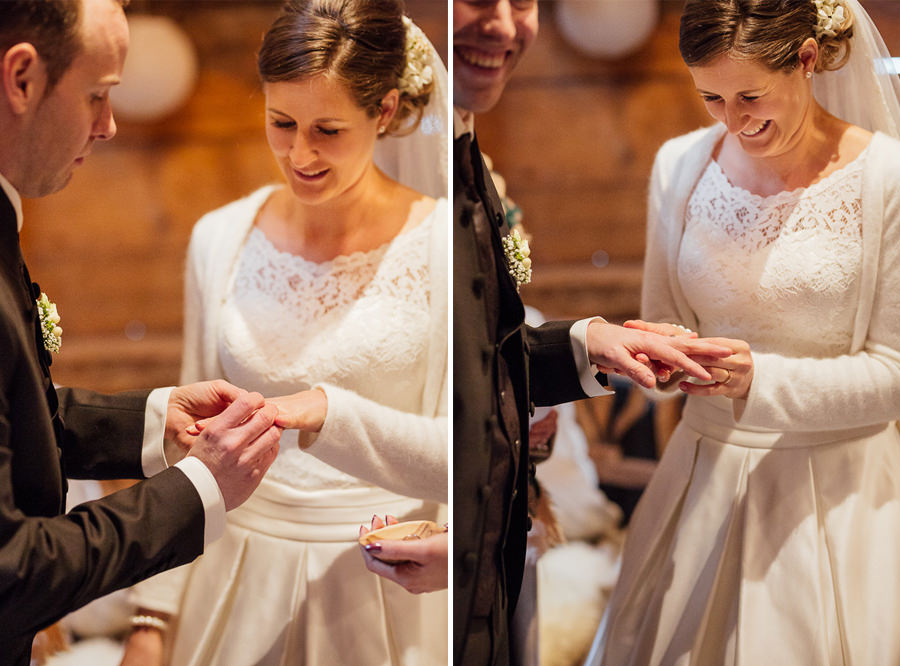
[812,0,900,138]
[373,19,449,200]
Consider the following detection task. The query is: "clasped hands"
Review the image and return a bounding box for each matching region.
[587,319,753,399]
[165,382,329,510]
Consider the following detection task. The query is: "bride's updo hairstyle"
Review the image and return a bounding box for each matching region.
[258,0,433,136]
[679,0,854,73]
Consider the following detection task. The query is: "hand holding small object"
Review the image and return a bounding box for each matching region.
[358,515,449,594]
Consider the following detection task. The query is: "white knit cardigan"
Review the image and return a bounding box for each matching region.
[181,186,449,503]
[643,124,900,432]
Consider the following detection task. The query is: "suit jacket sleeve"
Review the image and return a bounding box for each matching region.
[56,386,149,480]
[0,464,203,640]
[526,321,590,407]
[0,314,205,640]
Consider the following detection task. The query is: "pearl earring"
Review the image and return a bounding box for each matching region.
[377,126,386,135]
[806,71,813,79]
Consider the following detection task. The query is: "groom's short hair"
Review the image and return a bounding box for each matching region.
[0,0,129,91]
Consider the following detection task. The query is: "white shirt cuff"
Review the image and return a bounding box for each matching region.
[142,387,173,477]
[174,456,226,547]
[570,318,613,398]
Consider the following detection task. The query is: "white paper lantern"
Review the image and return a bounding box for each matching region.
[555,0,659,60]
[110,15,198,122]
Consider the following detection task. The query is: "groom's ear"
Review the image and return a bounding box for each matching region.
[1,43,48,115]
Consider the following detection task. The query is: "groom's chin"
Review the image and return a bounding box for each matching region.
[19,173,73,200]
[453,84,506,116]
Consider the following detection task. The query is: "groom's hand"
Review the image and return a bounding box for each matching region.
[166,380,247,454]
[587,321,731,389]
[186,391,281,511]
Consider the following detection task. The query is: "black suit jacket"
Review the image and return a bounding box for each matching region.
[0,189,204,665]
[453,134,593,665]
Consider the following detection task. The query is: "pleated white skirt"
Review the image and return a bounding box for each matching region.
[586,395,900,666]
[168,479,448,666]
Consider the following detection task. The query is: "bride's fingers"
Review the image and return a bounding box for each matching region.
[185,418,212,436]
[687,354,735,366]
[711,367,734,385]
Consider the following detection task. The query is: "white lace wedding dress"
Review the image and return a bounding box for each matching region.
[588,138,900,665]
[131,186,448,666]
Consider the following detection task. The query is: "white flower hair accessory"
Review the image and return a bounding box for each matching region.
[814,0,847,39]
[398,16,434,97]
[502,229,532,291]
[36,292,62,353]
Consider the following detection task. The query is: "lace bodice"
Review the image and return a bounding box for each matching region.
[219,213,433,490]
[678,150,866,357]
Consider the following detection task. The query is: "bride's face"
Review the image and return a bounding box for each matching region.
[264,74,393,205]
[688,51,816,159]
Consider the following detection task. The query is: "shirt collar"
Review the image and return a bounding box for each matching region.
[454,107,475,139]
[0,172,23,233]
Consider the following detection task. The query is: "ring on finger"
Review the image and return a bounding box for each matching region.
[721,368,734,385]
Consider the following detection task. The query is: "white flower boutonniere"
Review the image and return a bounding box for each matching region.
[502,228,532,291]
[36,292,62,353]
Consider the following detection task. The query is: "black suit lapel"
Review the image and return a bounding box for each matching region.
[468,134,525,339]
[0,188,65,491]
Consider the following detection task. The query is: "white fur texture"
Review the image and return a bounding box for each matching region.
[538,541,621,666]
[44,638,124,666]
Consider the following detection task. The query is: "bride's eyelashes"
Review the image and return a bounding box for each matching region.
[699,94,761,103]
[268,119,341,137]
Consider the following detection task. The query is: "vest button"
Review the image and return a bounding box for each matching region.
[463,551,478,573]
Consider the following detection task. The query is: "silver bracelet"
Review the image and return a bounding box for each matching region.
[129,614,169,632]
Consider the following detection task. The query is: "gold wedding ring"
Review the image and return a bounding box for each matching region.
[722,368,734,385]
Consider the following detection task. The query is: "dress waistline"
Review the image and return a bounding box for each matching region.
[681,396,890,449]
[226,478,438,542]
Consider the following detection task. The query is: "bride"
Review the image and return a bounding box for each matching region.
[119,1,448,664]
[587,0,900,664]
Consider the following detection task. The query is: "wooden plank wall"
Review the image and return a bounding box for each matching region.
[21,0,447,392]
[477,0,900,323]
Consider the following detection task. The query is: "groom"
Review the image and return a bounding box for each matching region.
[452,1,731,664]
[0,1,282,662]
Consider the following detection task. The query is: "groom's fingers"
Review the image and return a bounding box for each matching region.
[669,338,733,358]
[206,379,246,404]
[210,392,267,429]
[641,343,713,382]
[614,353,659,388]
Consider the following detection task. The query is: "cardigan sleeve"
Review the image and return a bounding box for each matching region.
[302,378,448,504]
[737,141,900,431]
[641,139,694,330]
[179,222,211,385]
[640,134,706,397]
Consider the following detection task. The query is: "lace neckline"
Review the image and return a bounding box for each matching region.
[248,206,434,271]
[709,141,870,205]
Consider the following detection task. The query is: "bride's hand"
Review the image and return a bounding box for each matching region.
[618,319,697,382]
[268,388,328,432]
[623,319,697,339]
[677,337,754,400]
[359,517,449,595]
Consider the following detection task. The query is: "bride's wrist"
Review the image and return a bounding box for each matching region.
[129,610,171,634]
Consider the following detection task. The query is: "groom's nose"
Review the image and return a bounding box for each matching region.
[479,0,517,42]
[92,98,117,142]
